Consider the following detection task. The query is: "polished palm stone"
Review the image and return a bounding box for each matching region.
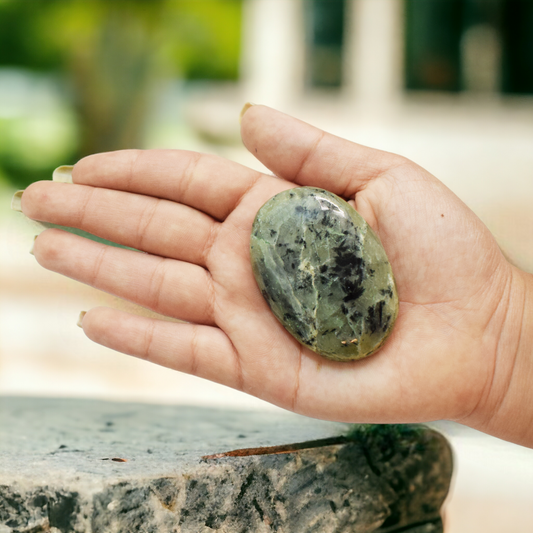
[250,187,398,362]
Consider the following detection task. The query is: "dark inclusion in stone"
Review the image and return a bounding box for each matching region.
[250,187,398,362]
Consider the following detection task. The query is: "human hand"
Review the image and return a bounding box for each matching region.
[19,105,533,446]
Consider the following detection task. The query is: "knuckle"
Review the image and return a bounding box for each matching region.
[148,259,168,311]
[179,151,202,199]
[136,199,160,249]
[201,223,219,267]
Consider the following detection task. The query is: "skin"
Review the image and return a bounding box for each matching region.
[20,105,533,447]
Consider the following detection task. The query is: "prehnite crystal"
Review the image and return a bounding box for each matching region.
[250,187,398,362]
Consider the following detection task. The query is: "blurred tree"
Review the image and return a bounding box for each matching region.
[0,0,242,188]
[47,0,168,156]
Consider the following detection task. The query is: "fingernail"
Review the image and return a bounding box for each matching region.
[11,190,24,212]
[53,165,74,183]
[239,102,255,124]
[77,311,87,328]
[29,235,38,256]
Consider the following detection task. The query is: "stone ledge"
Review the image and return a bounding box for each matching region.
[0,397,452,532]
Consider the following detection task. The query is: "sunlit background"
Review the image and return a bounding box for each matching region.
[1,1,533,531]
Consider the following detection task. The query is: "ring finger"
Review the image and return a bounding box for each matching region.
[33,229,216,325]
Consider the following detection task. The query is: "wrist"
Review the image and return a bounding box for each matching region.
[465,266,533,446]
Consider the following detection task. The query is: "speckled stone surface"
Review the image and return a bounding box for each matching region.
[0,398,452,533]
[250,187,398,361]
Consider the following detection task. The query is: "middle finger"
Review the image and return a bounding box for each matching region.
[22,181,217,267]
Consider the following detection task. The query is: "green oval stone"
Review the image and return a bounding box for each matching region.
[250,187,398,362]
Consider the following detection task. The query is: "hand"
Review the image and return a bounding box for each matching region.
[20,105,532,446]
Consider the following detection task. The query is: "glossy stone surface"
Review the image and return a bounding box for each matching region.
[250,187,398,361]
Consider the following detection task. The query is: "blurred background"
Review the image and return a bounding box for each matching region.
[1,0,533,531]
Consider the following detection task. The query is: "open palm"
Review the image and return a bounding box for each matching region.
[23,105,519,431]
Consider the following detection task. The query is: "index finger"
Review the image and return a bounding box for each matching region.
[71,149,269,221]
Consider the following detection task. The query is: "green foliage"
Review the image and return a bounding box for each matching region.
[0,0,242,80]
[169,0,243,80]
[0,0,243,188]
[0,111,78,190]
[0,0,64,72]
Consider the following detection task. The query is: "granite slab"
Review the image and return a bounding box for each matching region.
[0,397,452,533]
